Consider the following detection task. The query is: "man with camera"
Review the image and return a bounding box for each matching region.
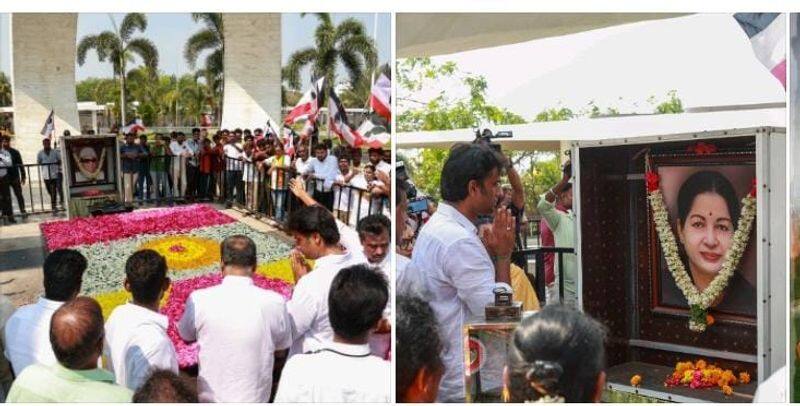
[407,142,515,402]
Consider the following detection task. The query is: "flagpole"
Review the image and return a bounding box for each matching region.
[367,13,379,113]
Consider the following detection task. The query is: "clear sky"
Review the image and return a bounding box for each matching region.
[399,13,784,120]
[0,13,390,87]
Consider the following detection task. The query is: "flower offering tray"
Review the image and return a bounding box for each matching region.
[605,361,756,403]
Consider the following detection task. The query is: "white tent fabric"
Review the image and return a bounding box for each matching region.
[396,108,785,150]
[397,13,689,58]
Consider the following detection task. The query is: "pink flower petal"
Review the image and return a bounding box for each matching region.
[41,204,236,251]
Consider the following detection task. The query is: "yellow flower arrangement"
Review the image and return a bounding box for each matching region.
[665,358,749,394]
[139,235,221,270]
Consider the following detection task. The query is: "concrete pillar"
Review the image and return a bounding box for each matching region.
[11,13,80,165]
[220,13,281,131]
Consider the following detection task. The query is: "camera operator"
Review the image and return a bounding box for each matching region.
[538,160,577,305]
[407,142,515,402]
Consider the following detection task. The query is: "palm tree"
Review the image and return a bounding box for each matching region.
[77,13,159,126]
[184,13,224,123]
[283,13,377,98]
[0,72,12,107]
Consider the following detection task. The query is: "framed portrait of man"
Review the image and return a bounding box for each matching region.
[649,152,757,322]
[62,135,120,198]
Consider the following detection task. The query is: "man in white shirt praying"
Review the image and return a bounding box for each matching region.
[104,250,178,390]
[302,143,340,212]
[285,205,359,355]
[4,249,87,376]
[275,264,390,403]
[407,142,516,402]
[178,235,291,402]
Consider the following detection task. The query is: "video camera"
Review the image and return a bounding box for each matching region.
[473,128,513,153]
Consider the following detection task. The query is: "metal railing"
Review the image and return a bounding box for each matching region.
[514,247,576,306]
[2,163,66,216]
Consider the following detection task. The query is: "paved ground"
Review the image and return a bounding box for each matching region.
[0,204,290,308]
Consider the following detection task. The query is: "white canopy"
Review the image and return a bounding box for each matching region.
[396,108,785,150]
[397,13,690,58]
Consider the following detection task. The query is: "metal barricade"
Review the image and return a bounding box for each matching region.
[514,247,576,306]
[3,163,66,216]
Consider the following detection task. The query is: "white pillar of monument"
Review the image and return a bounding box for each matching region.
[220,13,282,131]
[11,13,80,166]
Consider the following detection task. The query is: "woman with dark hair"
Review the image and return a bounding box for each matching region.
[505,305,606,403]
[671,170,756,314]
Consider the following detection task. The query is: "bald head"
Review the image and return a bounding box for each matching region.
[50,297,104,370]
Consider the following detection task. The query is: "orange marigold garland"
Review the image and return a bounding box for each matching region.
[664,359,749,395]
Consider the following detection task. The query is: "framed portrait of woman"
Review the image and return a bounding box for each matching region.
[648,151,757,323]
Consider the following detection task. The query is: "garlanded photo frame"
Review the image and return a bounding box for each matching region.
[62,135,119,198]
[647,146,757,330]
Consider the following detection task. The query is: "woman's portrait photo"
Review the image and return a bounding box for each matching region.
[655,163,757,318]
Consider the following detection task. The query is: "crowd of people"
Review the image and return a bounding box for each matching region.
[0,190,393,402]
[0,128,392,226]
[118,128,391,221]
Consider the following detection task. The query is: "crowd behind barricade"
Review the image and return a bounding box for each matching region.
[0,128,391,227]
[0,183,394,402]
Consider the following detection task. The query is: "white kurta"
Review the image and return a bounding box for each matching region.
[178,276,291,402]
[103,303,178,390]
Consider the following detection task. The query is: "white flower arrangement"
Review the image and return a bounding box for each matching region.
[76,222,292,295]
[647,180,756,332]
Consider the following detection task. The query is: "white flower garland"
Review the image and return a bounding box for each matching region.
[647,180,756,332]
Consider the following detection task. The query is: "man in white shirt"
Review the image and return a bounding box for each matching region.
[354,215,392,359]
[37,138,63,214]
[168,132,191,199]
[104,250,177,390]
[4,249,87,376]
[275,264,390,403]
[223,132,244,208]
[293,144,312,175]
[285,205,359,355]
[333,155,358,223]
[408,142,516,402]
[178,235,291,402]
[368,148,391,176]
[302,143,340,212]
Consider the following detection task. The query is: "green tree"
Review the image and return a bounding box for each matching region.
[0,72,12,107]
[283,13,377,98]
[184,13,224,123]
[77,13,159,125]
[398,58,527,199]
[397,58,525,132]
[651,90,684,114]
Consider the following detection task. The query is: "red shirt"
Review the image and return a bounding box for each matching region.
[199,146,216,173]
[210,144,224,172]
